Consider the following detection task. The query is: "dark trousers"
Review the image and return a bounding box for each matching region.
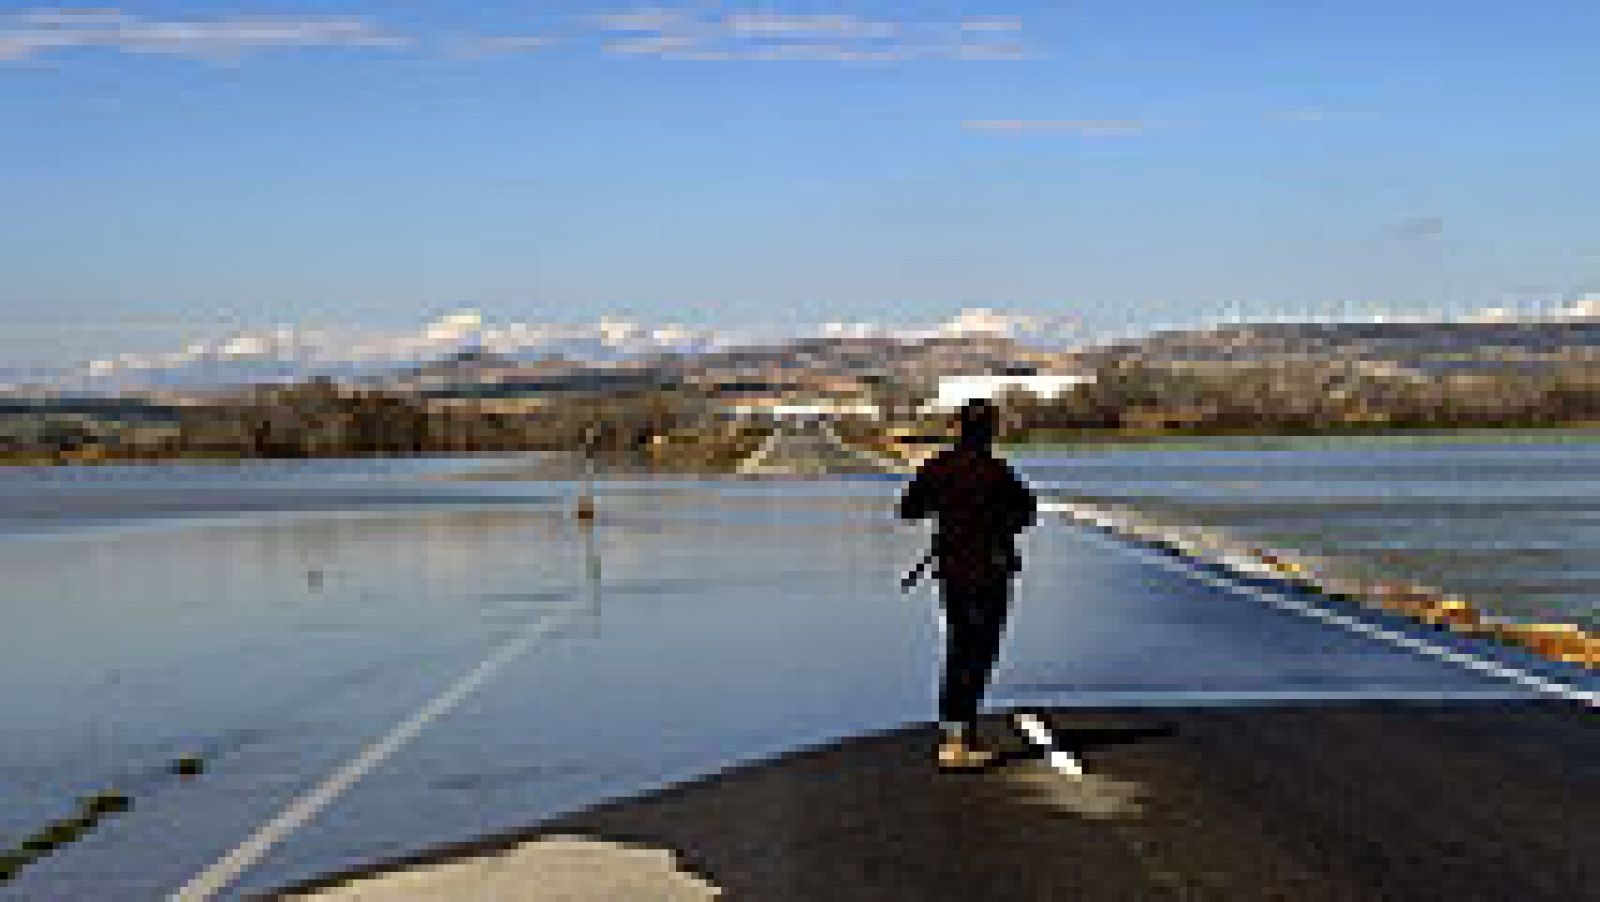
[938,578,1012,733]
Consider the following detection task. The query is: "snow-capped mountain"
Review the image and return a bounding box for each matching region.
[34,308,1081,395]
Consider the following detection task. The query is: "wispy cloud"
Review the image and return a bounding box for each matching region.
[0,7,409,62]
[0,6,1029,68]
[969,109,1378,137]
[1392,215,1445,240]
[593,9,687,34]
[605,33,699,57]
[961,17,1025,34]
[594,7,1028,62]
[457,35,556,58]
[1270,107,1379,124]
[723,13,899,39]
[963,118,1149,137]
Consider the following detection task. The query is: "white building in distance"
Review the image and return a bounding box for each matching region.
[724,399,882,422]
[927,373,1092,412]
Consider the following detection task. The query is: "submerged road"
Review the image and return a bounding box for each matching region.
[1,478,1592,899]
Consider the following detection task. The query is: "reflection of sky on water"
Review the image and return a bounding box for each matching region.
[0,478,935,896]
[0,477,907,801]
[1014,441,1600,627]
[1,506,585,812]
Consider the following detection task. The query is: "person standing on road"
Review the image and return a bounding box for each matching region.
[898,399,1037,770]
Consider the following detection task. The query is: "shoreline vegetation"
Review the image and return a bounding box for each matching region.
[8,351,1600,467]
[1005,423,1600,453]
[10,422,1600,468]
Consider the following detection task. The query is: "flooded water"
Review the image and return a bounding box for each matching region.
[0,447,1573,897]
[0,464,932,896]
[1020,436,1600,629]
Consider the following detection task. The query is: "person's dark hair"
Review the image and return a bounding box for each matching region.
[957,399,999,448]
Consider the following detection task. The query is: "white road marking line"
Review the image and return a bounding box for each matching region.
[170,605,586,902]
[1040,502,1598,708]
[1013,712,1085,777]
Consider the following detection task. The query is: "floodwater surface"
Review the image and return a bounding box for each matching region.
[1023,439,1600,629]
[0,449,1567,898]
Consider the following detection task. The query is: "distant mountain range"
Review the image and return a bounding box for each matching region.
[4,308,1076,398]
[8,307,1600,403]
[1073,318,1600,374]
[376,331,1058,402]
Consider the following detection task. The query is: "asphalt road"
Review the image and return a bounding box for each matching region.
[285,701,1598,901]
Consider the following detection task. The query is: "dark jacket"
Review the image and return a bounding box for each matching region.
[898,443,1037,586]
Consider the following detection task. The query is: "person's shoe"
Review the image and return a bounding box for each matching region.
[937,738,995,771]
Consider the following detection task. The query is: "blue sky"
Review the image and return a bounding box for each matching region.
[2,2,1598,368]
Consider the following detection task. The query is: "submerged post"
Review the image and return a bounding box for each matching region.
[576,424,597,521]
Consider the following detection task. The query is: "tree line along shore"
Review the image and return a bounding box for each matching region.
[4,358,1599,468]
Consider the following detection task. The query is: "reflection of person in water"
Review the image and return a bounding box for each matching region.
[898,399,1037,770]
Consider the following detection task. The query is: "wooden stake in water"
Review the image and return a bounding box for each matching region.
[583,508,602,636]
[576,425,597,521]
